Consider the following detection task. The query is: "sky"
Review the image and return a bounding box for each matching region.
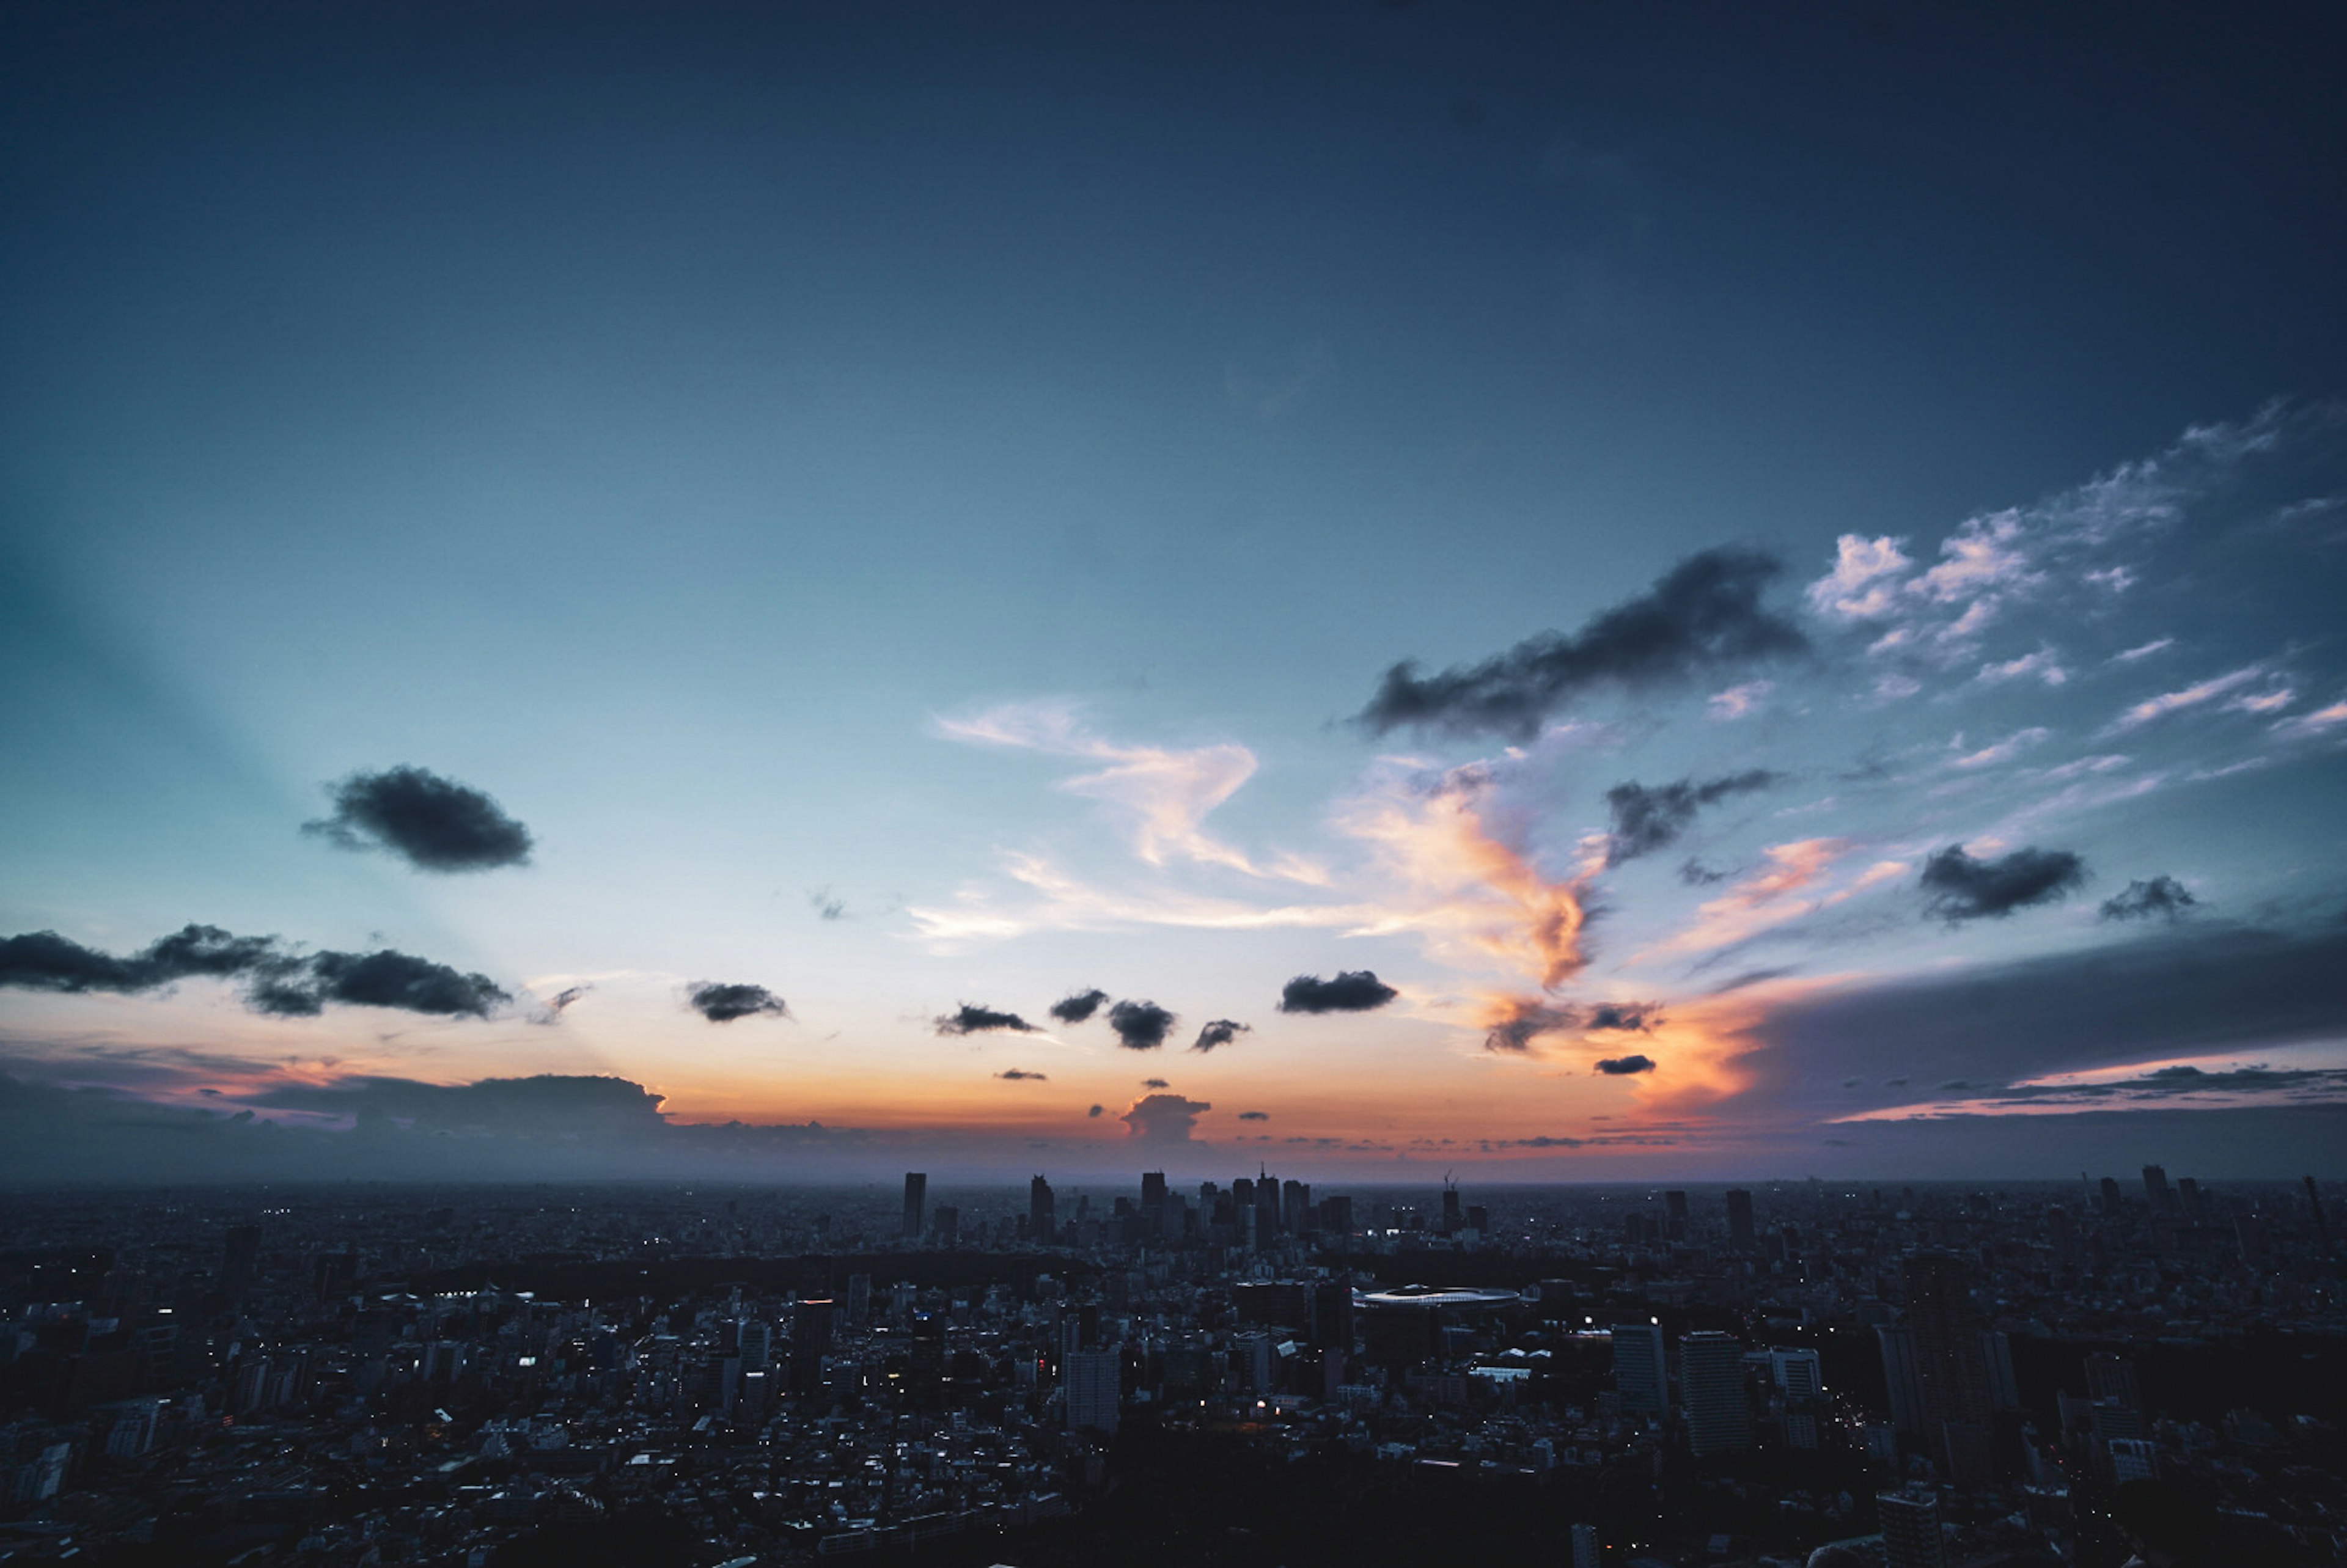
[4,0,2345,1185]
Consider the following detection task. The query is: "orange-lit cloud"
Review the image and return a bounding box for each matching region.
[1633,840,1906,959]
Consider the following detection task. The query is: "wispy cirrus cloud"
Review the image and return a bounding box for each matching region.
[936,701,1320,881]
[2104,665,2266,733]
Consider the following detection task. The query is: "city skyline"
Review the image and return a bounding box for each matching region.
[6,2,2347,1184]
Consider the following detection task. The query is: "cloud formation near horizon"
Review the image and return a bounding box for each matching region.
[685,982,789,1023]
[935,1003,1040,1036]
[1107,999,1176,1049]
[1595,1054,1657,1075]
[0,924,510,1019]
[1482,997,1661,1053]
[1357,548,1807,739]
[1604,770,1781,866]
[2101,876,2198,922]
[1192,1019,1251,1052]
[1048,988,1108,1024]
[994,1068,1047,1081]
[1919,844,2087,922]
[1277,970,1398,1014]
[303,765,533,872]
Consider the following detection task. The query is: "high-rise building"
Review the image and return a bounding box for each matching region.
[2142,1165,2176,1213]
[1441,1184,1463,1235]
[1321,1194,1354,1234]
[1680,1331,1753,1457]
[1283,1179,1310,1234]
[843,1274,872,1326]
[1140,1171,1167,1218]
[1900,1252,1995,1478]
[931,1205,959,1247]
[2099,1176,2124,1215]
[736,1319,772,1370]
[1611,1322,1668,1418]
[1770,1347,1821,1400]
[1725,1188,1756,1251]
[1877,1324,1925,1436]
[1664,1190,1690,1242]
[1030,1174,1057,1240]
[1876,1490,1948,1568]
[1569,1523,1600,1568]
[902,1173,927,1240]
[1980,1330,2019,1410]
[2084,1352,2140,1414]
[790,1299,834,1394]
[221,1225,262,1299]
[1064,1347,1120,1433]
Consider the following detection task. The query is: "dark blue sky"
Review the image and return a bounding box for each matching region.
[4,1,2344,1181]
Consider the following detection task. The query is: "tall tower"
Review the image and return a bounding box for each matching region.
[1901,1252,1994,1484]
[1680,1331,1753,1456]
[1063,1347,1120,1433]
[1610,1322,1668,1418]
[1725,1188,1756,1251]
[2141,1165,2175,1213]
[1030,1174,1057,1240]
[902,1173,927,1240]
[1876,1490,1949,1568]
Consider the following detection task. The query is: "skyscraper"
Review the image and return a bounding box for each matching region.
[1570,1523,1600,1568]
[1877,1323,1925,1436]
[1611,1322,1668,1418]
[1664,1189,1689,1242]
[1771,1347,1821,1400]
[1901,1252,1995,1484]
[1680,1331,1753,1457]
[1063,1347,1120,1433]
[1140,1170,1166,1221]
[1725,1188,1756,1251]
[931,1204,958,1247]
[1876,1490,1948,1568]
[902,1173,926,1240]
[1030,1174,1056,1240]
[2142,1164,2176,1213]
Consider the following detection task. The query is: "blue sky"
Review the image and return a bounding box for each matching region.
[4,1,2344,1182]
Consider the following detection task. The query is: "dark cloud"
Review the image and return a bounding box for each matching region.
[1120,1093,1211,1143]
[1901,1063,2347,1110]
[1604,770,1781,865]
[1595,1054,1657,1075]
[1277,970,1398,1014]
[1142,1077,1170,1090]
[2102,876,2198,922]
[1919,843,2087,922]
[0,924,509,1019]
[935,1003,1040,1036]
[1731,923,2347,1119]
[538,984,591,1025]
[1107,999,1176,1050]
[809,888,846,921]
[1087,1104,1105,1118]
[685,982,789,1024]
[1049,987,1109,1024]
[302,765,532,873]
[1237,1110,1269,1121]
[1356,548,1807,739]
[1192,1019,1251,1053]
[1680,859,1731,886]
[1483,997,1660,1053]
[255,950,509,1019]
[994,1068,1047,1082]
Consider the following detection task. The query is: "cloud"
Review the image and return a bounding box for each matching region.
[1918,844,2088,922]
[1277,970,1399,1014]
[1950,727,2052,771]
[256,950,510,1019]
[1142,1078,1170,1090]
[2101,876,2198,923]
[2273,698,2347,740]
[994,1068,1048,1081]
[936,702,1310,879]
[1679,859,1729,886]
[2114,637,2175,663]
[301,765,532,872]
[935,1003,1040,1036]
[0,924,509,1019]
[1805,535,1914,620]
[1976,648,2068,686]
[1120,1093,1211,1143]
[1639,840,1906,958]
[1480,996,1663,1053]
[1048,988,1109,1024]
[1107,999,1176,1050]
[1357,548,1807,739]
[1603,770,1780,865]
[810,888,847,921]
[685,982,790,1023]
[1594,1054,1657,1075]
[2106,665,2266,733]
[1192,1019,1252,1052]
[544,984,590,1017]
[1087,1104,1104,1118]
[1708,680,1773,720]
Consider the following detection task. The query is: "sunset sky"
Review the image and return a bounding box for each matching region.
[5,1,2345,1183]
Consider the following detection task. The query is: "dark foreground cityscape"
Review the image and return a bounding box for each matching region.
[1,1170,2340,1567]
